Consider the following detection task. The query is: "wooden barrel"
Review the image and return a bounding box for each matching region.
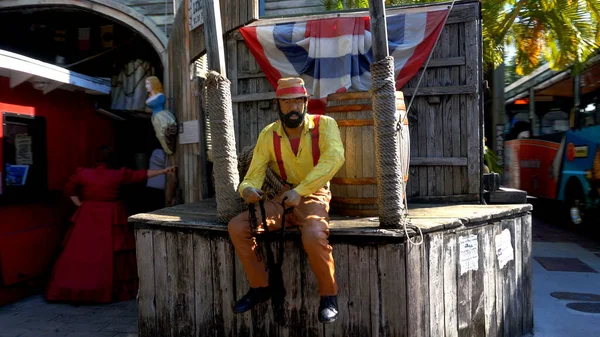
[325,91,409,217]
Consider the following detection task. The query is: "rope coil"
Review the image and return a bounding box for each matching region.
[370,56,405,228]
[206,71,243,223]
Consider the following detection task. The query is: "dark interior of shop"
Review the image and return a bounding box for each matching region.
[0,7,165,212]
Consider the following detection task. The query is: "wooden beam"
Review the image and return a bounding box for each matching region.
[368,0,389,61]
[410,157,468,166]
[204,0,227,75]
[9,71,33,88]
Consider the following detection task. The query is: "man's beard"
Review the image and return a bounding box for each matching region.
[279,109,306,129]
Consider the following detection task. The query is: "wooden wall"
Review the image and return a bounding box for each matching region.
[169,1,205,203]
[134,207,533,337]
[168,0,259,203]
[117,0,175,35]
[263,0,325,17]
[226,1,483,202]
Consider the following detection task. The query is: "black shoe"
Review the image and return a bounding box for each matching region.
[233,287,271,313]
[318,296,338,324]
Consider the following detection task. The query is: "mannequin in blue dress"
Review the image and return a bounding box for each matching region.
[145,76,177,154]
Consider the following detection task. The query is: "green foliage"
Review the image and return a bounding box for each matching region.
[484,144,503,174]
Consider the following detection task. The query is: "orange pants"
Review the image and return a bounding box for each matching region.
[228,188,337,296]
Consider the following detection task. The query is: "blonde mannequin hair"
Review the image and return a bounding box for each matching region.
[146,76,164,95]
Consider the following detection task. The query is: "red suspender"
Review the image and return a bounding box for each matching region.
[273,131,287,182]
[272,115,321,182]
[311,115,321,166]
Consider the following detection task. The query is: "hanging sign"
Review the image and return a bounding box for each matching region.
[189,0,204,31]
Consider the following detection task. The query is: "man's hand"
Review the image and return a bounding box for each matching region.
[242,187,264,204]
[282,189,301,208]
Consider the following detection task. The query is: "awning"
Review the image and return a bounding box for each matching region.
[0,49,110,95]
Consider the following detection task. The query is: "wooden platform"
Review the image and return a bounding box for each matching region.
[130,201,534,337]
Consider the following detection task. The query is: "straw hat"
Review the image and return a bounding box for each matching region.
[275,77,310,99]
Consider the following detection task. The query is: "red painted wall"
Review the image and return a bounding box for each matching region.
[0,77,116,304]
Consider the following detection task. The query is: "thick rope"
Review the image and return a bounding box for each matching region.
[205,71,242,223]
[370,56,404,228]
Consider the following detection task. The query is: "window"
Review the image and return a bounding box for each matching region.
[2,113,48,202]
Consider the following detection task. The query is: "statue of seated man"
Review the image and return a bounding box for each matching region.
[228,77,345,324]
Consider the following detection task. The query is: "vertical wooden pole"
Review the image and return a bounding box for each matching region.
[369,0,403,228]
[204,0,227,76]
[368,0,389,61]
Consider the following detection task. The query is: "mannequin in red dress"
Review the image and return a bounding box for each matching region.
[46,146,175,303]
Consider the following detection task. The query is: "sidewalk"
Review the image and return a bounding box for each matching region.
[0,296,137,337]
[531,218,600,337]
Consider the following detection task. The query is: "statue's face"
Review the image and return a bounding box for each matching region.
[145,80,152,93]
[278,98,307,129]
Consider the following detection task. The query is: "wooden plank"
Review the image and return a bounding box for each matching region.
[378,243,407,337]
[227,35,240,149]
[464,19,481,195]
[299,247,325,337]
[482,225,498,337]
[265,7,325,17]
[458,23,469,195]
[426,103,435,196]
[514,217,524,336]
[166,232,178,337]
[363,110,376,205]
[347,245,371,336]
[167,232,195,336]
[428,233,445,337]
[521,213,534,334]
[149,14,175,26]
[250,245,274,336]
[440,25,453,196]
[406,242,429,337]
[445,2,479,25]
[233,245,253,337]
[345,111,358,204]
[501,219,516,337]
[153,231,171,337]
[212,237,236,336]
[325,244,350,337]
[136,229,157,337]
[435,25,447,196]
[194,234,216,337]
[494,224,504,337]
[456,230,472,337]
[417,99,428,199]
[471,228,486,337]
[130,3,175,16]
[369,246,381,337]
[449,23,463,196]
[204,0,227,74]
[443,233,458,337]
[265,0,323,10]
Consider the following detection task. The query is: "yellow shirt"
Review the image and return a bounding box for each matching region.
[239,114,345,197]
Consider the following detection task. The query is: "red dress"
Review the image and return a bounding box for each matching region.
[45,164,147,303]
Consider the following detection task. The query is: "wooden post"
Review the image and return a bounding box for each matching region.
[204,0,227,75]
[368,0,403,228]
[368,0,389,61]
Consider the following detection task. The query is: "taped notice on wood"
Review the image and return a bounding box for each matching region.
[459,235,479,275]
[495,229,514,269]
